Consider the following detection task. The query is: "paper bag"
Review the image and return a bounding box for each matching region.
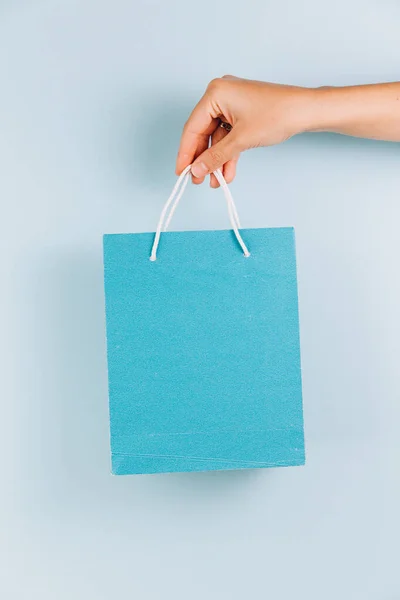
[103,168,305,475]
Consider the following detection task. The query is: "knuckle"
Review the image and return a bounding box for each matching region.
[207,77,223,92]
[208,147,225,166]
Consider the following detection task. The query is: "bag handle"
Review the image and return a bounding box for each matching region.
[150,165,250,261]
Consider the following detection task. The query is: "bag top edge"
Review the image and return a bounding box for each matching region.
[103,226,295,239]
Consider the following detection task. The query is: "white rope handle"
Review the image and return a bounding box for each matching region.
[150,165,250,261]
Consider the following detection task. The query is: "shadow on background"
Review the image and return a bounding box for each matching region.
[17,248,263,524]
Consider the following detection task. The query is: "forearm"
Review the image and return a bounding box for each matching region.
[305,83,400,141]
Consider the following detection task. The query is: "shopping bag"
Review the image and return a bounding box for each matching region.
[104,166,305,475]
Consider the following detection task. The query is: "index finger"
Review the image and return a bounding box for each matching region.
[175,94,219,175]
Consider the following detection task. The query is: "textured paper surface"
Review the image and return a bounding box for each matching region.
[103,228,305,475]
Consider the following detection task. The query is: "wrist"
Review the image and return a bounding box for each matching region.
[304,85,352,133]
[289,86,327,135]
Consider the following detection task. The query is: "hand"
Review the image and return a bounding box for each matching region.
[176,77,400,187]
[176,75,313,187]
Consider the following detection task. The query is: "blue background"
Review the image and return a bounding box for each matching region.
[0,1,399,598]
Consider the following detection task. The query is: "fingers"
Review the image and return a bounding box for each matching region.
[209,127,240,188]
[222,155,239,184]
[190,134,211,185]
[176,94,218,178]
[190,128,244,180]
[176,76,245,184]
[209,126,226,188]
[210,156,239,187]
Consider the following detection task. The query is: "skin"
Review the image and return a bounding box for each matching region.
[176,75,400,188]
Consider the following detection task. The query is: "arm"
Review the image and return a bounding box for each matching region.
[309,83,400,140]
[176,76,400,187]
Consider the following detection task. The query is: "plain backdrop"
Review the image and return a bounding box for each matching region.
[1,1,399,599]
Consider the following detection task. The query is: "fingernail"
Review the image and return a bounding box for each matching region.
[191,162,208,178]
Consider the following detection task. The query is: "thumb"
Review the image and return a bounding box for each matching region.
[191,132,242,179]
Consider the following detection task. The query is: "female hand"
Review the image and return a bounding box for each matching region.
[176,76,400,187]
[175,75,313,187]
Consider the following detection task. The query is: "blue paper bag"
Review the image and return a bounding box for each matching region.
[103,169,305,475]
